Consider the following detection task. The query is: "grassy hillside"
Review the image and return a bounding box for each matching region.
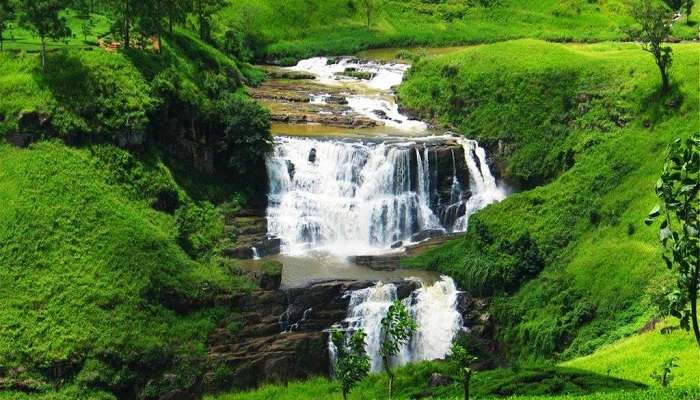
[0,23,270,399]
[216,0,699,62]
[400,40,699,360]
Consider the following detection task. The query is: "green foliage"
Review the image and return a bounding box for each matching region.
[649,357,679,387]
[0,141,250,398]
[176,200,224,258]
[644,135,700,346]
[625,0,674,91]
[450,343,478,400]
[330,328,370,400]
[380,299,417,399]
[401,41,699,360]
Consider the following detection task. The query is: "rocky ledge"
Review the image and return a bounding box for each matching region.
[221,209,281,259]
[250,79,380,129]
[205,279,420,390]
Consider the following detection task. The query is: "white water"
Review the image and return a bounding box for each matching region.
[332,276,463,372]
[266,135,504,256]
[288,57,428,132]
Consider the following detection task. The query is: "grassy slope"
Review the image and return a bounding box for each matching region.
[399,40,699,361]
[216,0,699,61]
[0,28,267,397]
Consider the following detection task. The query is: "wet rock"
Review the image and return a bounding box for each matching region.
[308,148,317,163]
[267,70,316,80]
[428,372,454,387]
[349,254,403,271]
[390,240,403,249]
[373,110,390,120]
[410,229,446,243]
[286,159,296,180]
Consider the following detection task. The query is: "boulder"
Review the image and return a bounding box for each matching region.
[410,229,446,243]
[428,372,454,387]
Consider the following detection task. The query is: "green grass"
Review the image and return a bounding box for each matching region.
[562,320,700,387]
[400,40,699,360]
[0,141,255,397]
[216,0,700,62]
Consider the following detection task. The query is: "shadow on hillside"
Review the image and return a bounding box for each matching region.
[406,364,647,399]
[640,83,684,126]
[471,366,646,397]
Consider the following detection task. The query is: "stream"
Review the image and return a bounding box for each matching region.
[260,56,506,371]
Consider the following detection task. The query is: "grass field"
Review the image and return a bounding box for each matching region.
[215,0,699,62]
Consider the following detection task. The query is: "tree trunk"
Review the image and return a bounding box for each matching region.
[169,16,173,35]
[1,31,4,52]
[123,0,130,48]
[342,389,348,400]
[41,37,46,72]
[464,378,469,400]
[383,354,394,400]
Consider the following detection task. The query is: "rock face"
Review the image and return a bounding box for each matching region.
[222,210,281,260]
[206,279,420,390]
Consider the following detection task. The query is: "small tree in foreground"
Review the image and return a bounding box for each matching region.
[625,0,674,91]
[450,343,478,400]
[645,135,699,348]
[331,327,370,400]
[650,357,679,387]
[380,299,416,400]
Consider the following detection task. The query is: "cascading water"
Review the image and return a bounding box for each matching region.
[269,56,507,376]
[266,135,504,255]
[330,276,463,372]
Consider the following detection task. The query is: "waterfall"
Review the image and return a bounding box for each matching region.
[266,136,504,255]
[452,138,506,231]
[331,276,463,372]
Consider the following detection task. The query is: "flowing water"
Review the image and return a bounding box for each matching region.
[267,56,506,369]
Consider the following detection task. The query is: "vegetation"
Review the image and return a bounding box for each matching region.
[380,300,417,399]
[645,136,700,346]
[330,328,371,400]
[450,343,478,400]
[400,40,699,361]
[625,0,675,91]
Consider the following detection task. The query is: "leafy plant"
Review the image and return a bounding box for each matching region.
[650,357,679,387]
[450,343,478,400]
[330,327,370,400]
[645,135,700,347]
[625,0,674,91]
[380,299,417,399]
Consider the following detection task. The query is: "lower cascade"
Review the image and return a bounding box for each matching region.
[266,135,505,255]
[330,276,463,372]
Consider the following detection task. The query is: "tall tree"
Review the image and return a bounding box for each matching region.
[136,0,166,51]
[625,0,674,91]
[685,0,694,23]
[19,0,71,72]
[450,343,478,400]
[0,0,14,51]
[164,0,189,35]
[646,135,700,348]
[110,0,137,48]
[360,0,378,29]
[331,327,370,400]
[193,0,222,41]
[380,299,416,400]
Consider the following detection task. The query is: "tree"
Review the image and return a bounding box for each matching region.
[650,357,679,387]
[163,0,189,35]
[380,299,417,399]
[81,16,94,41]
[193,0,223,41]
[19,0,71,72]
[450,343,478,400]
[331,327,371,400]
[359,0,378,29]
[685,0,694,23]
[645,135,699,348]
[135,0,166,51]
[109,0,136,48]
[625,0,674,91]
[0,0,14,51]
